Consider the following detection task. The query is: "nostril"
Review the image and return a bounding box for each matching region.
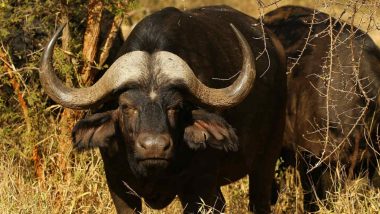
[137,136,152,150]
[138,141,147,150]
[163,141,171,151]
[158,135,172,152]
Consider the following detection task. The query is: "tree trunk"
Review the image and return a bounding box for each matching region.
[81,0,104,85]
[98,14,124,67]
[56,0,75,180]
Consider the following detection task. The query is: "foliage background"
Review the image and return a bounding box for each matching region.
[0,0,379,213]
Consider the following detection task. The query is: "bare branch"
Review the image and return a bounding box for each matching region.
[0,45,32,133]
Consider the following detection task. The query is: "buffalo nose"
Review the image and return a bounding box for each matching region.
[137,134,172,154]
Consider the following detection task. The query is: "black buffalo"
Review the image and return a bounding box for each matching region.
[40,6,287,213]
[264,5,380,211]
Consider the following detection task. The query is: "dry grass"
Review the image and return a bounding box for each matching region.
[1,0,380,213]
[2,141,378,213]
[319,178,380,213]
[0,135,114,213]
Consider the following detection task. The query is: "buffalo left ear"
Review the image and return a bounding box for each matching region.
[72,110,117,151]
[184,109,238,152]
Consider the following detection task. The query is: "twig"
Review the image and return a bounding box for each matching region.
[256,2,271,78]
[0,44,32,133]
[288,9,318,74]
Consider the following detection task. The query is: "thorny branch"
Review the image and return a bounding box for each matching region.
[306,0,379,173]
[256,6,272,78]
[288,10,318,74]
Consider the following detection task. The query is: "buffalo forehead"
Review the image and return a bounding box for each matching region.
[114,51,190,89]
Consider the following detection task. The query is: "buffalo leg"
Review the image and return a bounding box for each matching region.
[101,150,142,213]
[299,160,320,212]
[106,175,142,214]
[249,149,280,214]
[299,157,334,212]
[109,189,142,214]
[179,184,225,213]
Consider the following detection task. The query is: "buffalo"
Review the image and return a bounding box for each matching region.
[40,5,287,213]
[264,5,380,211]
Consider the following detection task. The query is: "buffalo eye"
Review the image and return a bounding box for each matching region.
[121,105,138,117]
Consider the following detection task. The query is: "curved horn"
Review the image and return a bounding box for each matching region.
[155,24,256,108]
[40,25,147,109]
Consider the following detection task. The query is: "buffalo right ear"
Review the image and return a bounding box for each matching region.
[72,110,117,151]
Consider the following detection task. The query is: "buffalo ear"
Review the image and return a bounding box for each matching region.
[72,110,117,151]
[184,109,238,152]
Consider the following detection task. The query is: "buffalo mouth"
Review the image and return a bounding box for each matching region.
[138,158,170,167]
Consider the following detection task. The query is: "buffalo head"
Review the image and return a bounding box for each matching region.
[40,24,255,177]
